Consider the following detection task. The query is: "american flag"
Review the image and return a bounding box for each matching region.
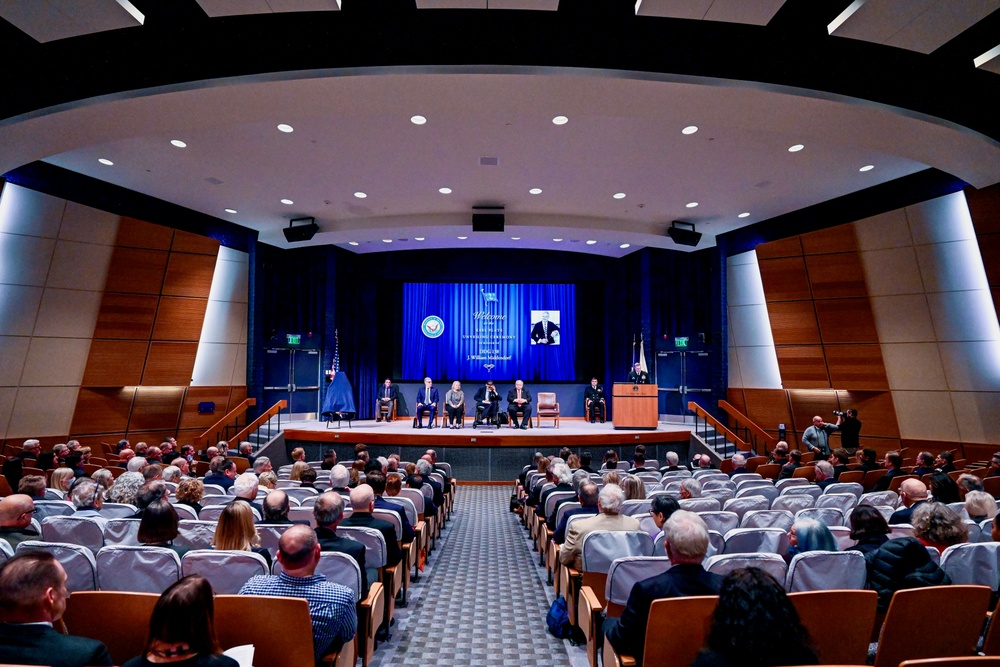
[332,328,341,373]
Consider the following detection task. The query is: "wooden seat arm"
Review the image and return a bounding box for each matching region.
[578,585,603,640]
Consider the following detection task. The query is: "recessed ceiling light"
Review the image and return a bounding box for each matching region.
[552,115,569,125]
[277,124,294,133]
[280,199,293,205]
[410,115,427,125]
[788,144,805,152]
[620,243,631,249]
[382,239,392,243]
[859,165,875,172]
[354,192,367,199]
[613,192,626,200]
[458,236,468,240]
[553,238,563,242]
[586,240,597,245]
[98,158,114,166]
[738,212,750,218]
[686,202,699,208]
[529,188,543,195]
[348,241,359,246]
[224,208,237,214]
[511,237,521,240]
[415,237,425,241]
[682,126,698,135]
[170,139,187,148]
[438,187,452,194]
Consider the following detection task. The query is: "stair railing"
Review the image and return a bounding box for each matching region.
[687,401,748,453]
[717,400,778,455]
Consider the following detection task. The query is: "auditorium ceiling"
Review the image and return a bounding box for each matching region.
[0,0,998,256]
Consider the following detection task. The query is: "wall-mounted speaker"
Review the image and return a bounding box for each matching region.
[472,206,505,232]
[283,217,319,243]
[667,220,702,247]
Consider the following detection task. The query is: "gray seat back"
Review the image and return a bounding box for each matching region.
[96,545,181,593]
[580,530,654,573]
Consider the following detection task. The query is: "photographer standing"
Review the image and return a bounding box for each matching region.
[801,415,838,460]
[836,409,862,454]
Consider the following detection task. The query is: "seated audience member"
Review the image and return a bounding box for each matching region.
[239,525,357,658]
[658,451,681,473]
[348,468,363,488]
[91,468,114,498]
[124,574,236,667]
[64,453,85,478]
[630,445,646,469]
[258,471,278,491]
[984,452,1000,478]
[127,456,148,474]
[579,451,596,474]
[857,448,879,473]
[231,472,263,517]
[0,494,39,551]
[203,458,237,491]
[175,478,205,515]
[601,449,619,470]
[342,484,402,568]
[889,478,931,525]
[414,458,445,508]
[14,439,42,463]
[406,474,437,517]
[679,478,702,499]
[299,468,319,489]
[604,511,724,665]
[865,530,950,611]
[161,465,182,484]
[929,471,961,504]
[560,484,640,571]
[132,481,169,518]
[777,450,803,480]
[813,461,836,490]
[786,518,837,563]
[566,453,581,470]
[118,449,135,469]
[252,456,272,475]
[69,478,107,529]
[329,465,351,496]
[289,461,312,482]
[200,446,219,463]
[143,464,164,482]
[993,514,1000,542]
[626,454,651,474]
[872,451,904,492]
[911,451,936,477]
[965,490,998,523]
[384,474,402,497]
[108,471,144,506]
[35,443,64,471]
[621,475,647,502]
[262,490,298,524]
[17,475,46,500]
[314,492,368,595]
[912,502,968,554]
[526,459,556,508]
[934,451,957,474]
[603,470,622,487]
[50,467,75,496]
[767,441,789,466]
[846,506,890,556]
[145,447,164,465]
[0,552,113,667]
[137,500,188,558]
[321,449,338,470]
[366,471,415,543]
[957,473,985,500]
[213,501,271,568]
[648,494,681,546]
[691,567,818,667]
[728,453,748,477]
[690,454,715,470]
[238,442,255,466]
[831,448,851,480]
[290,446,307,463]
[553,482,600,545]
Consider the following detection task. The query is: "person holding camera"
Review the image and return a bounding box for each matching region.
[801,415,837,460]
[835,408,862,453]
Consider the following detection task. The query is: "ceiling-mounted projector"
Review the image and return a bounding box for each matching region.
[283,217,319,243]
[666,220,702,247]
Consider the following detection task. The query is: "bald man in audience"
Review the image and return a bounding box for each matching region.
[341,484,402,567]
[170,457,191,477]
[366,471,415,543]
[314,492,368,594]
[201,445,219,463]
[560,484,640,570]
[0,494,39,551]
[889,479,930,524]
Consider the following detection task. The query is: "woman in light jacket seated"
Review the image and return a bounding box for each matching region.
[213,501,271,568]
[444,381,465,429]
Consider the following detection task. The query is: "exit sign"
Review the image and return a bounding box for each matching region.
[286,334,301,345]
[675,336,689,349]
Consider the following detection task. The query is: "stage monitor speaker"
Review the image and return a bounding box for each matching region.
[283,217,319,243]
[472,212,504,232]
[667,221,702,247]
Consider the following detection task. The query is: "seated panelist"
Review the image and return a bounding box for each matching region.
[474,380,500,425]
[507,380,533,430]
[375,378,398,422]
[584,377,606,423]
[415,377,439,429]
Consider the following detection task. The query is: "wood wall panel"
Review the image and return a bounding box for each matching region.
[228,386,248,412]
[759,257,812,302]
[128,387,184,432]
[179,386,234,429]
[117,218,174,250]
[742,389,792,433]
[756,237,803,259]
[825,344,889,390]
[725,388,747,431]
[814,299,879,343]
[857,437,901,457]
[142,342,198,386]
[787,389,841,438]
[126,430,177,445]
[152,297,209,341]
[800,226,858,255]
[967,184,1000,235]
[93,294,158,340]
[104,247,169,295]
[775,346,829,388]
[836,390,900,438]
[766,301,821,345]
[171,230,220,256]
[162,253,217,298]
[805,253,868,299]
[82,340,149,386]
[175,428,204,446]
[71,388,135,435]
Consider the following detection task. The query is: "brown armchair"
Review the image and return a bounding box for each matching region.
[535,392,560,428]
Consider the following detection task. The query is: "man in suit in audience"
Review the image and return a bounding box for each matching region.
[231,472,264,518]
[814,460,836,490]
[911,451,936,477]
[604,511,723,666]
[367,471,415,543]
[262,490,308,525]
[727,453,749,477]
[314,491,368,595]
[507,379,533,429]
[658,451,682,473]
[542,463,575,530]
[553,482,600,545]
[831,448,851,480]
[560,484,640,571]
[986,452,1000,478]
[375,378,398,422]
[342,484,402,568]
[777,449,804,480]
[872,451,904,492]
[889,478,930,525]
[768,441,789,466]
[679,478,702,499]
[329,465,352,498]
[413,458,445,509]
[0,494,39,552]
[204,457,237,491]
[0,552,113,667]
[934,451,957,474]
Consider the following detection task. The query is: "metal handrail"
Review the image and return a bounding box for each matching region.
[195,399,256,449]
[718,400,777,454]
[231,400,288,445]
[687,401,748,452]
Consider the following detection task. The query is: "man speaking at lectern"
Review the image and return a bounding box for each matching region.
[628,362,650,384]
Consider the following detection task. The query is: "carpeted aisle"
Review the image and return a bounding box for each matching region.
[369,485,579,666]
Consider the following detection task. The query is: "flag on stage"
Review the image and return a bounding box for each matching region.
[332,329,341,373]
[638,333,648,374]
[631,334,636,372]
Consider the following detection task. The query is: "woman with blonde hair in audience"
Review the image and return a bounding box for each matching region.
[91,468,114,498]
[288,460,311,482]
[912,502,968,553]
[49,467,75,496]
[213,501,271,567]
[621,475,646,501]
[258,470,278,491]
[123,574,237,667]
[175,478,205,515]
[78,446,92,464]
[603,470,622,487]
[108,471,144,505]
[566,453,581,470]
[965,490,998,523]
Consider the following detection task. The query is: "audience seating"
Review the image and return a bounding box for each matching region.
[172,503,199,520]
[180,549,269,594]
[722,527,789,556]
[0,540,12,562]
[678,497,721,512]
[16,540,97,592]
[824,482,864,498]
[795,506,847,528]
[32,499,75,521]
[829,525,856,550]
[602,595,717,667]
[816,493,858,513]
[722,496,769,520]
[175,519,217,550]
[257,523,294,557]
[785,550,867,592]
[63,591,158,665]
[95,545,181,593]
[339,525,399,631]
[861,490,900,508]
[771,494,815,514]
[103,518,141,546]
[740,509,794,531]
[939,542,1000,590]
[704,552,787,581]
[698,511,739,536]
[98,503,137,519]
[789,589,878,665]
[41,515,105,554]
[561,530,653,627]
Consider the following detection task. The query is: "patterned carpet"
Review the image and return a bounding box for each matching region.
[369,486,586,667]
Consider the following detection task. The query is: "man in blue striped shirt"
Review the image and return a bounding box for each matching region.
[240,525,357,658]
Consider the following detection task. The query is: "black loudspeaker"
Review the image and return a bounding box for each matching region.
[283,217,319,242]
[667,221,702,247]
[472,212,504,232]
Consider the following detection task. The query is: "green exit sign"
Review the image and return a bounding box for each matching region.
[286,334,301,346]
[674,336,689,349]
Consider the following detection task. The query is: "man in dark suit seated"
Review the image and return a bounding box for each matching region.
[203,457,237,491]
[375,378,398,422]
[911,451,936,477]
[0,552,113,667]
[889,478,930,524]
[415,377,439,429]
[506,379,533,430]
[368,471,415,543]
[231,472,264,518]
[262,490,308,525]
[603,510,723,665]
[473,380,501,426]
[777,449,804,480]
[934,451,957,474]
[314,491,369,595]
[872,451,904,492]
[727,453,749,477]
[342,484,402,568]
[815,460,836,490]
[553,482,600,544]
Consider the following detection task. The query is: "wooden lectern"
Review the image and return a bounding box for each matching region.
[612,383,659,430]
